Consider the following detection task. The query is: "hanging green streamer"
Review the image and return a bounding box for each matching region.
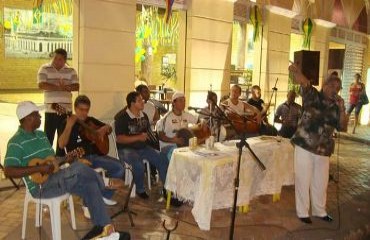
[302,18,313,49]
[249,5,262,42]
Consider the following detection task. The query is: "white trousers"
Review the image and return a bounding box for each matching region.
[294,145,329,218]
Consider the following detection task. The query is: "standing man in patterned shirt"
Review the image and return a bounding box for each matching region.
[38,48,79,155]
[274,90,302,138]
[289,64,348,224]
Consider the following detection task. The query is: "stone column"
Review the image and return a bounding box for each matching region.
[185,0,234,107]
[254,5,296,120]
[311,19,336,88]
[74,0,136,121]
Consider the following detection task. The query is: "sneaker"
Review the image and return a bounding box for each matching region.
[103,197,117,206]
[91,224,116,239]
[82,206,91,219]
[136,191,149,199]
[81,225,103,239]
[97,232,120,240]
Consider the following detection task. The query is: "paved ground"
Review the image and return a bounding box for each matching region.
[341,124,370,145]
[0,138,369,240]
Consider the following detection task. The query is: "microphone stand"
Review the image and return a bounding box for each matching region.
[210,99,266,240]
[271,78,278,126]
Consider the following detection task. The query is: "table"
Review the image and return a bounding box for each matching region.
[164,136,294,230]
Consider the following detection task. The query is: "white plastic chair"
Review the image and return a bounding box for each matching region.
[21,179,76,240]
[110,121,154,195]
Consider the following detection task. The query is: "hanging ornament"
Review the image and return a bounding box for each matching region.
[302,18,313,49]
[164,0,175,23]
[249,5,262,42]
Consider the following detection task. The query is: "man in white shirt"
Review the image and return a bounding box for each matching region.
[221,85,261,119]
[220,84,261,138]
[156,92,198,160]
[38,48,79,155]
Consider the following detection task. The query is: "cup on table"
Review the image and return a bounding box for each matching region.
[189,137,198,150]
[205,136,215,149]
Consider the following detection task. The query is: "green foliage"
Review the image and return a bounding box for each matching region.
[135,6,179,63]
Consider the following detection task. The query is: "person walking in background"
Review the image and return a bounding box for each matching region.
[347,73,366,134]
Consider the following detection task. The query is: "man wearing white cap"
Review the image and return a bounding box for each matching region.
[3,101,126,239]
[156,91,199,159]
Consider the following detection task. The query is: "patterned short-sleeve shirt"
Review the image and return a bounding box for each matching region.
[291,86,340,156]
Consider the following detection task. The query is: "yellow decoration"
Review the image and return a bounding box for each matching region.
[4,20,12,30]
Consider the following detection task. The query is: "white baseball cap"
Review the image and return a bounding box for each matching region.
[16,101,43,120]
[172,92,185,102]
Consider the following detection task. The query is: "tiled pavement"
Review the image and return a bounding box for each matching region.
[341,125,370,145]
[0,139,369,240]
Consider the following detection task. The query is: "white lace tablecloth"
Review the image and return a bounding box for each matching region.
[164,136,295,230]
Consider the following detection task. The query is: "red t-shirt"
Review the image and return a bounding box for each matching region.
[349,83,364,105]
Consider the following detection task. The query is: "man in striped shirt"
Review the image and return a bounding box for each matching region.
[38,48,79,155]
[4,101,124,239]
[274,90,302,138]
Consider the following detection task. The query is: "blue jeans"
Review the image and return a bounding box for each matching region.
[161,145,177,161]
[85,154,124,199]
[33,162,111,227]
[118,146,168,193]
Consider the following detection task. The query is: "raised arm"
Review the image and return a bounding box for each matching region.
[288,64,310,88]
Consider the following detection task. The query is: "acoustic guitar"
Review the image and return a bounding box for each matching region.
[52,103,110,155]
[28,147,85,184]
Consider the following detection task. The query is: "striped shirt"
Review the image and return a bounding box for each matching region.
[275,101,302,128]
[4,127,55,193]
[37,63,78,112]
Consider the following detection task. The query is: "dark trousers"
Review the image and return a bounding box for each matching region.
[44,112,66,156]
[279,125,297,138]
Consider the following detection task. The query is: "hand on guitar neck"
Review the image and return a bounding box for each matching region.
[52,103,110,155]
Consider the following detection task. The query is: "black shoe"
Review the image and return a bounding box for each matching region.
[81,225,103,239]
[299,217,312,224]
[117,231,131,240]
[170,197,183,207]
[162,188,183,207]
[136,191,149,199]
[319,215,333,222]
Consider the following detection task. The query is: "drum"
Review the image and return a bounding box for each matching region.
[219,124,238,142]
[176,124,211,147]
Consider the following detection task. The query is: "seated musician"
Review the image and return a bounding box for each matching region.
[115,91,168,199]
[136,84,160,126]
[136,84,160,182]
[156,92,199,160]
[247,85,265,112]
[274,90,302,138]
[247,85,277,136]
[221,84,261,134]
[58,95,124,214]
[4,101,125,240]
[197,91,222,140]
